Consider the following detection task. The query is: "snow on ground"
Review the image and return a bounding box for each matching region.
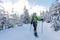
[0,21,60,40]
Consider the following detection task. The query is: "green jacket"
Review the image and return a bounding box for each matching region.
[31,16,38,24]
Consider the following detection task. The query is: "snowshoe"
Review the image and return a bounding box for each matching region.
[34,32,38,37]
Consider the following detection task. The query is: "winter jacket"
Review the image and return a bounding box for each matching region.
[31,16,38,24]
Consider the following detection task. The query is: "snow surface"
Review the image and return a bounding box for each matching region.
[0,21,60,40]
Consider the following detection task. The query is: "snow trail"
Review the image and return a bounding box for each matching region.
[0,21,60,40]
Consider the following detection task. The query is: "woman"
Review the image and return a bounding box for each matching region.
[31,13,38,37]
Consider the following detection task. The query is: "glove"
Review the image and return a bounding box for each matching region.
[40,19,43,21]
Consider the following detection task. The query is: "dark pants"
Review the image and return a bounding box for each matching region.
[33,22,37,32]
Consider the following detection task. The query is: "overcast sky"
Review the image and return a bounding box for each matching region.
[1,0,59,7]
[0,0,59,16]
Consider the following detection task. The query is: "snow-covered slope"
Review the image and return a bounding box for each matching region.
[0,21,60,40]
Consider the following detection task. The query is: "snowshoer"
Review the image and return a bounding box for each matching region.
[31,13,38,37]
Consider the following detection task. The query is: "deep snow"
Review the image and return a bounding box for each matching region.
[0,21,60,40]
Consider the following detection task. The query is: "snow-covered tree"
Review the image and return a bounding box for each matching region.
[19,14,24,26]
[23,6,30,24]
[40,11,47,21]
[48,0,60,31]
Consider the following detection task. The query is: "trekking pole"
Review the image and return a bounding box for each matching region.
[41,19,43,33]
[30,24,32,31]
